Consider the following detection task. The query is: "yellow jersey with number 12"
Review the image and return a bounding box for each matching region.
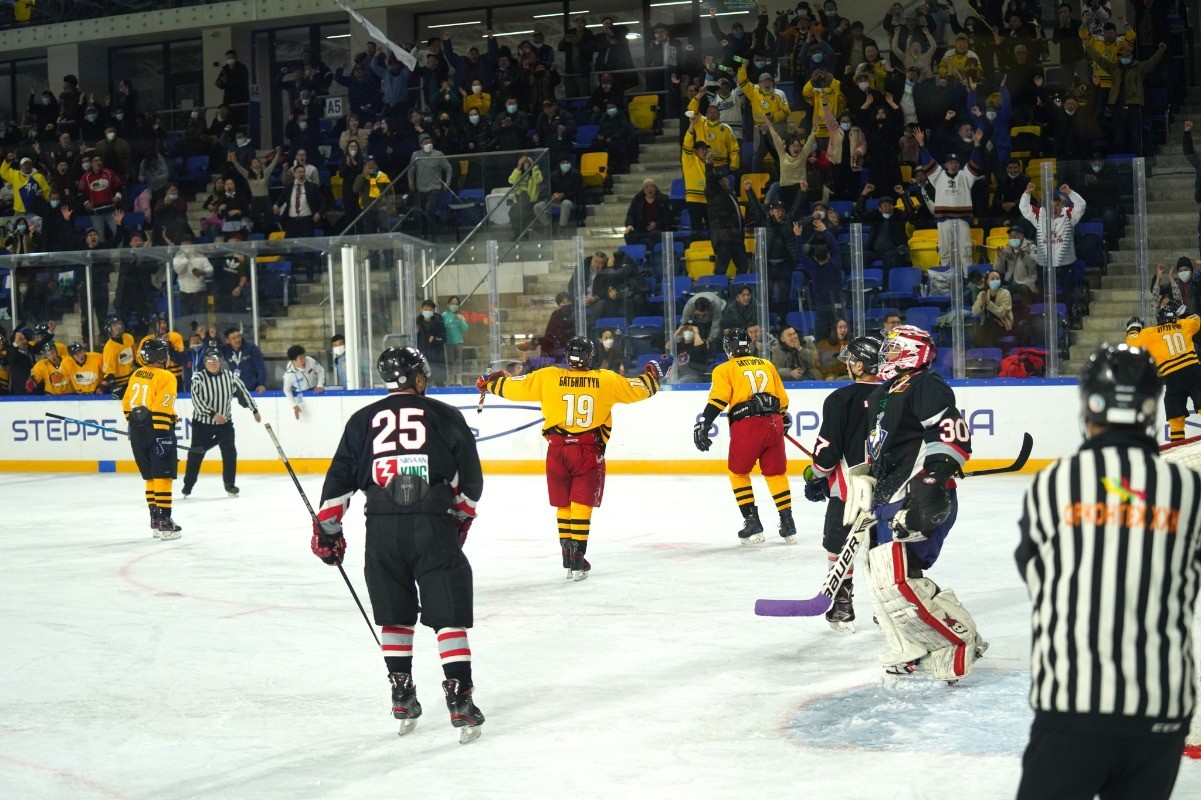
[486,366,659,445]
[1126,315,1201,377]
[705,354,790,417]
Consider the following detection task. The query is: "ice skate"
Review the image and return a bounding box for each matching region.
[225,484,239,498]
[884,658,921,676]
[737,505,764,544]
[389,672,422,736]
[778,509,797,545]
[825,581,855,633]
[150,508,161,538]
[442,679,484,744]
[153,508,182,541]
[566,541,591,581]
[562,541,572,578]
[180,486,192,499]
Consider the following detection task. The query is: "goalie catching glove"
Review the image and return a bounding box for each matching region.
[643,353,674,380]
[890,455,958,543]
[311,518,347,566]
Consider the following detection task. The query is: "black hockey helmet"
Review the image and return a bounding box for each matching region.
[1079,342,1161,431]
[104,315,124,338]
[202,346,223,365]
[33,321,51,338]
[839,334,883,373]
[723,327,752,357]
[139,337,170,365]
[1156,303,1181,326]
[150,312,168,329]
[377,346,430,389]
[68,341,85,356]
[40,340,58,358]
[1125,316,1144,335]
[564,335,594,369]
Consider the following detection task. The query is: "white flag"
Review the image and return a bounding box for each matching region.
[335,0,417,71]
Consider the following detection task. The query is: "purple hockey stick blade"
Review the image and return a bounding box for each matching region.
[754,596,833,617]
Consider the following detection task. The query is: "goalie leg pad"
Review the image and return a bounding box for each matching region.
[874,491,959,571]
[867,542,983,681]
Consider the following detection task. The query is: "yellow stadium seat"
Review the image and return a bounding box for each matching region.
[988,226,1009,239]
[628,95,658,131]
[684,241,717,279]
[739,172,770,203]
[986,234,1009,263]
[257,230,287,264]
[1009,125,1042,160]
[970,227,985,261]
[580,152,609,189]
[909,230,941,269]
[910,228,939,244]
[629,95,658,108]
[901,165,912,183]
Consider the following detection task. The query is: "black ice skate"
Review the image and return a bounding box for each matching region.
[152,508,182,541]
[561,541,572,576]
[737,504,765,544]
[149,508,160,538]
[884,658,921,676]
[225,484,240,498]
[180,485,192,499]
[825,580,855,633]
[778,509,797,545]
[566,540,591,582]
[442,679,485,744]
[389,672,422,736]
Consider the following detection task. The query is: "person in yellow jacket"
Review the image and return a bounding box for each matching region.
[736,60,790,173]
[801,69,844,145]
[508,154,544,238]
[136,313,186,382]
[462,81,492,118]
[681,116,711,232]
[0,153,49,213]
[685,100,741,173]
[1083,21,1136,89]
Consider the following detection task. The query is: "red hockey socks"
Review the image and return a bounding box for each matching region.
[382,625,414,674]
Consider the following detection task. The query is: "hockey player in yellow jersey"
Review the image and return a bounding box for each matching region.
[122,338,182,539]
[136,313,186,381]
[101,316,137,397]
[694,327,795,544]
[67,342,104,394]
[26,341,75,394]
[1126,307,1201,441]
[479,337,672,579]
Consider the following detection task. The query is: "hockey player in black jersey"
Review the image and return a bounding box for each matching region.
[842,325,986,681]
[803,335,882,632]
[312,346,487,743]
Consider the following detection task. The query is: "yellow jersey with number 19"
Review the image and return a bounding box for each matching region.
[705,354,790,418]
[486,366,660,445]
[121,366,178,431]
[1126,315,1201,377]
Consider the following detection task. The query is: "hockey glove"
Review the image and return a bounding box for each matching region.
[693,420,713,452]
[311,518,347,566]
[452,511,474,547]
[643,354,675,380]
[475,370,508,395]
[891,472,953,543]
[802,464,828,503]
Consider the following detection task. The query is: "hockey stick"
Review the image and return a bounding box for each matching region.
[783,433,815,459]
[962,432,1034,477]
[43,412,207,454]
[755,509,874,617]
[263,423,381,648]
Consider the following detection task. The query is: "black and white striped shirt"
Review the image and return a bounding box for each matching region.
[1017,429,1201,734]
[190,367,257,425]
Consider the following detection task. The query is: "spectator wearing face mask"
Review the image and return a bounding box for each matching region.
[1151,259,1201,321]
[994,226,1039,309]
[593,329,627,375]
[440,297,468,386]
[1091,41,1168,158]
[94,124,132,183]
[416,299,448,385]
[329,333,348,387]
[971,269,1014,348]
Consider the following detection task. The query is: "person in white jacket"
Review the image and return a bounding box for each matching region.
[1019,182,1087,273]
[173,233,214,326]
[283,344,325,420]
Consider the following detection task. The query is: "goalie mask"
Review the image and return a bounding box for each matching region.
[564,335,595,369]
[377,346,430,391]
[1078,342,1160,433]
[723,327,753,357]
[878,325,935,382]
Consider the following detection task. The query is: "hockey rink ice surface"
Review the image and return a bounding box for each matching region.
[3,472,1199,800]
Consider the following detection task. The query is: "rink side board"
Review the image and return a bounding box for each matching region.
[0,379,1098,475]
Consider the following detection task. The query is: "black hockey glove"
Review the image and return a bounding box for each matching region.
[802,465,828,503]
[311,518,346,566]
[892,457,958,542]
[693,420,712,452]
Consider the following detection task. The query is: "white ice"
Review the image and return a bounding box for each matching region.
[2,472,1199,800]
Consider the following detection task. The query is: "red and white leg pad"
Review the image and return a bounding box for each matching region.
[867,542,984,681]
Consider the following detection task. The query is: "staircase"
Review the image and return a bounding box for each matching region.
[1068,89,1201,373]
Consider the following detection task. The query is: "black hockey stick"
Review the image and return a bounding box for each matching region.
[263,423,381,648]
[962,432,1033,477]
[43,412,207,454]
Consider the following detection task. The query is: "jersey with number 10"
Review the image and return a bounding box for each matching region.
[704,355,790,418]
[1126,315,1201,377]
[487,366,660,444]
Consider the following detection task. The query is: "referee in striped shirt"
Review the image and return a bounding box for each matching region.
[182,347,260,498]
[1015,342,1201,800]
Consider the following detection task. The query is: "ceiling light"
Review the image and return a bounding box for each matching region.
[325,33,351,39]
[429,20,482,29]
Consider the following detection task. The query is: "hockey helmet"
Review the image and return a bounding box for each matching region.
[1078,342,1160,432]
[202,347,223,367]
[839,334,883,374]
[33,321,51,339]
[377,346,430,389]
[40,340,59,359]
[878,324,935,382]
[139,337,170,365]
[68,341,86,357]
[564,335,595,369]
[150,312,168,331]
[104,315,124,338]
[1125,316,1144,336]
[723,327,753,357]
[1156,303,1182,326]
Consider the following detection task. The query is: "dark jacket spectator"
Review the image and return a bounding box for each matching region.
[623,180,673,246]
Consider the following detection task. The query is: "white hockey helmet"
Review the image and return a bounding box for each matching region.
[878,324,936,381]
